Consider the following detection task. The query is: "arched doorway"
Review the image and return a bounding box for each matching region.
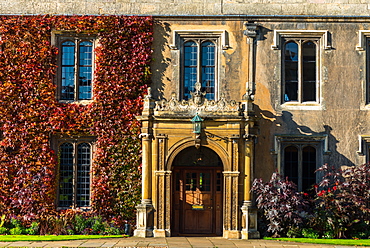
[171,146,223,236]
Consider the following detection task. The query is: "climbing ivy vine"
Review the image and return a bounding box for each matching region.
[0,15,152,224]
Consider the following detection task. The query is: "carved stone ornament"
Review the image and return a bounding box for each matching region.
[154,82,241,116]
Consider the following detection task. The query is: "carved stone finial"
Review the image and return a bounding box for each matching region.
[243,82,255,101]
[195,82,202,92]
[145,87,152,99]
[142,87,155,115]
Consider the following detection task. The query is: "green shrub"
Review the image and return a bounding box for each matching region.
[322,230,335,239]
[73,214,89,234]
[0,227,8,234]
[66,228,75,235]
[287,227,302,238]
[104,226,121,235]
[10,227,23,235]
[91,216,106,234]
[302,228,319,239]
[25,222,39,235]
[10,218,22,228]
[8,218,24,234]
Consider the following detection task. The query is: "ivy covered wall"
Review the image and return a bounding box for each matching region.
[0,15,153,223]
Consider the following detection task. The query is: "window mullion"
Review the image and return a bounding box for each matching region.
[73,142,78,209]
[298,40,303,103]
[74,39,79,101]
[197,41,201,85]
[298,145,303,192]
[316,41,319,102]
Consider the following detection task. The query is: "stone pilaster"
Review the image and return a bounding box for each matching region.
[152,134,171,237]
[223,170,241,239]
[153,170,171,237]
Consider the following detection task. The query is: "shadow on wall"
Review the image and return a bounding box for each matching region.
[254,106,355,181]
[150,21,171,100]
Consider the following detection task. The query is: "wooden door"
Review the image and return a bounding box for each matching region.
[173,167,222,235]
[183,170,212,233]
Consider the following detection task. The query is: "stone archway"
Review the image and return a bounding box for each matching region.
[135,89,259,239]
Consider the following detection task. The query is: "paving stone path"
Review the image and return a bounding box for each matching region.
[0,237,360,248]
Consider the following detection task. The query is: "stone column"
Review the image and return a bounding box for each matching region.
[134,89,155,238]
[241,137,260,239]
[134,133,154,237]
[240,22,260,240]
[141,133,153,203]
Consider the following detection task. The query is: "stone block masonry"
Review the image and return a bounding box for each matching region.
[1,0,370,16]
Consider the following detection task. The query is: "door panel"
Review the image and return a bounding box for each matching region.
[182,170,214,234]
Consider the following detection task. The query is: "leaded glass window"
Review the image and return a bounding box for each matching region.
[60,37,94,101]
[283,144,317,192]
[183,39,216,100]
[59,143,74,207]
[283,39,318,103]
[58,141,92,208]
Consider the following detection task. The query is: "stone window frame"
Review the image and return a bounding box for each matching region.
[52,31,97,104]
[357,135,370,162]
[170,30,230,101]
[53,135,96,210]
[356,31,370,106]
[272,30,331,110]
[272,134,329,191]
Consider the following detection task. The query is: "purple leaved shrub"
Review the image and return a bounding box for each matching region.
[253,163,370,239]
[252,172,311,237]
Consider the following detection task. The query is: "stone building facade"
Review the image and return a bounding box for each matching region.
[5,0,370,239]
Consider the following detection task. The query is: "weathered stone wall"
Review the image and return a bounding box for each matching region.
[252,17,370,180]
[151,16,370,182]
[2,0,370,16]
[151,18,247,102]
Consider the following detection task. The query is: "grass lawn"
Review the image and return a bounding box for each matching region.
[0,235,125,242]
[266,237,370,246]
